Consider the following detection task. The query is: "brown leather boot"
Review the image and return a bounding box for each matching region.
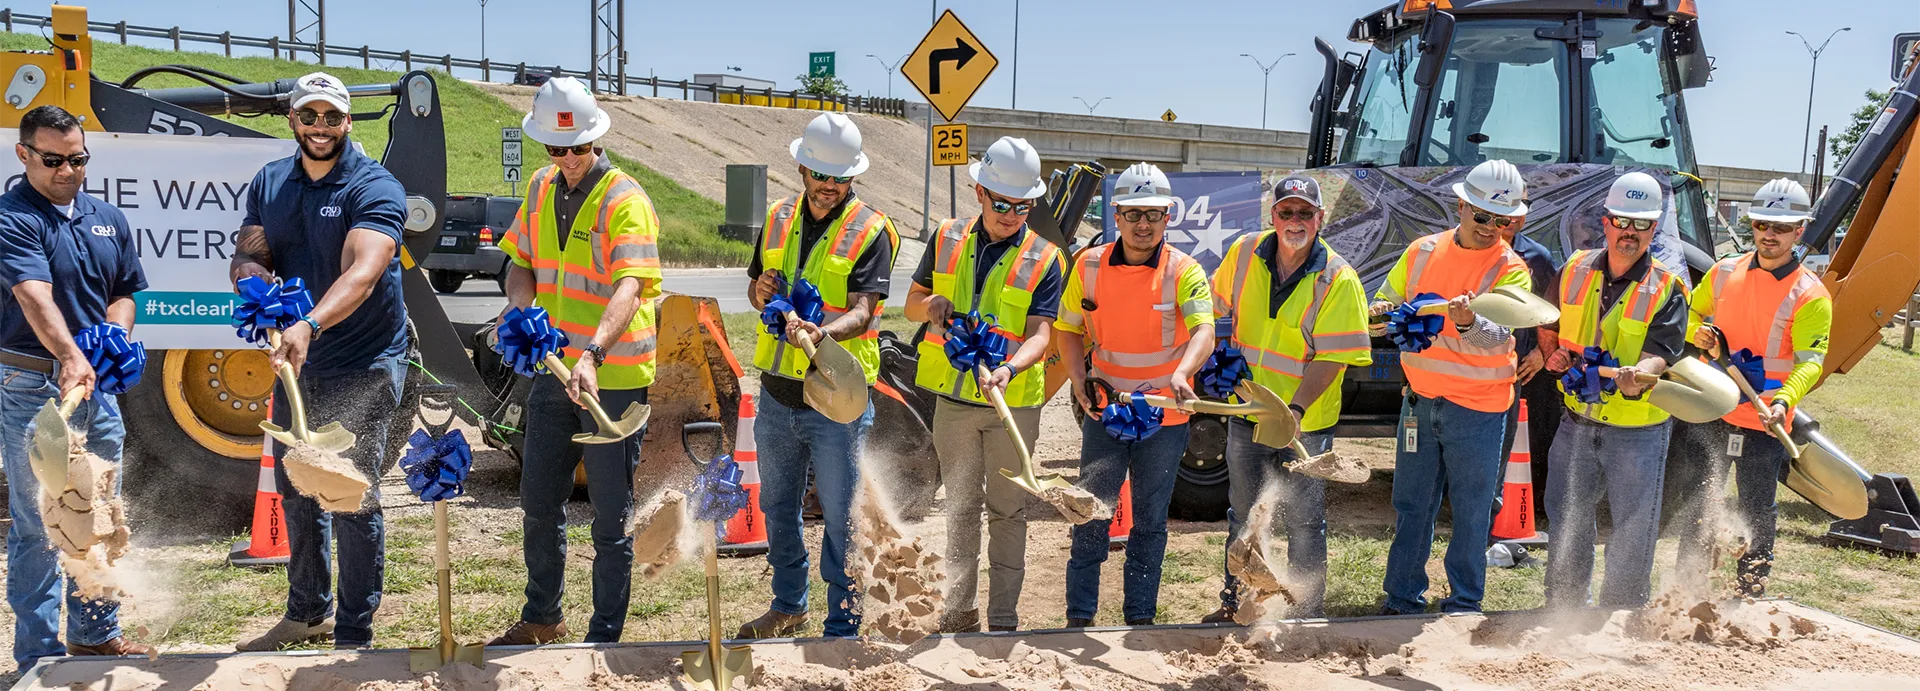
[1200,605,1238,624]
[488,620,569,646]
[735,609,807,639]
[939,609,981,633]
[67,637,154,657]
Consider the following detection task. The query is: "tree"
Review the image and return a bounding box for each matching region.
[795,72,848,97]
[1830,89,1892,168]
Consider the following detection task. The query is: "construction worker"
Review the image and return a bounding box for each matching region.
[1376,159,1532,616]
[1056,162,1215,628]
[741,112,900,639]
[1498,198,1563,519]
[1540,172,1689,609]
[231,73,414,651]
[1202,174,1372,622]
[489,76,663,645]
[905,136,1064,633]
[0,105,153,663]
[1671,178,1831,597]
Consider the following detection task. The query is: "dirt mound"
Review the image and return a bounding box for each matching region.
[1225,481,1296,624]
[40,443,131,601]
[850,479,943,644]
[628,490,688,578]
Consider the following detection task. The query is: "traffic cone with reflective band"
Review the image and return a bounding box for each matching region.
[228,394,290,568]
[1491,400,1547,546]
[719,392,769,557]
[1108,476,1133,548]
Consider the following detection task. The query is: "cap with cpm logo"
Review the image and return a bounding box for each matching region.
[291,72,351,113]
[1272,174,1322,208]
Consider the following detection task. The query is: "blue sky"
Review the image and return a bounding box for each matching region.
[52,0,1915,172]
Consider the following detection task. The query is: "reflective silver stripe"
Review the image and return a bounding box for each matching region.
[1378,286,1406,305]
[1764,271,1821,369]
[1311,332,1373,354]
[934,217,969,275]
[1078,245,1106,300]
[607,335,656,357]
[1625,270,1671,322]
[1299,249,1350,346]
[1795,349,1825,364]
[831,205,879,258]
[1405,237,1438,287]
[1093,347,1181,368]
[587,229,608,275]
[534,268,559,284]
[1228,233,1259,312]
[562,272,615,298]
[1475,255,1508,294]
[1160,252,1181,349]
[1711,257,1739,298]
[1245,347,1307,377]
[611,241,660,263]
[1091,370,1169,392]
[1179,298,1211,317]
[1562,251,1594,306]
[1009,241,1052,292]
[257,462,276,493]
[1402,352,1516,380]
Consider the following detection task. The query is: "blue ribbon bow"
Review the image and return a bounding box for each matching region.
[690,453,752,537]
[1197,338,1251,401]
[1728,348,1776,404]
[759,279,826,343]
[945,311,1010,373]
[1101,390,1164,443]
[1560,346,1621,404]
[74,323,146,395]
[231,276,314,345]
[1385,293,1449,353]
[496,306,570,377]
[400,429,473,502]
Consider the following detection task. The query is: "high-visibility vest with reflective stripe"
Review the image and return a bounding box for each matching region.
[1218,234,1371,432]
[1385,229,1524,413]
[915,218,1062,407]
[1077,242,1202,424]
[1700,253,1829,431]
[1555,249,1684,427]
[753,197,899,385]
[501,165,660,390]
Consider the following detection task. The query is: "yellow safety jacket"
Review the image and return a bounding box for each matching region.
[1556,249,1685,426]
[752,196,899,385]
[1212,234,1373,432]
[498,164,663,390]
[914,218,1063,407]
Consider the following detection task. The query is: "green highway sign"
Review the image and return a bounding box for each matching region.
[810,51,835,78]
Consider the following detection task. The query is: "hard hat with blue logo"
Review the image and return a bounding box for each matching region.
[1604,171,1664,220]
[1111,162,1174,208]
[1452,159,1529,217]
[1748,177,1813,223]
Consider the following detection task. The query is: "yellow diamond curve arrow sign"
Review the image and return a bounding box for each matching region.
[904,9,998,122]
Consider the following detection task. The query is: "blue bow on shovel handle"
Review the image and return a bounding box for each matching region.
[1560,346,1621,404]
[74,323,146,396]
[945,311,1010,375]
[1197,337,1251,401]
[1382,293,1450,353]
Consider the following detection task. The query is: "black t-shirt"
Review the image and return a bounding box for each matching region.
[910,221,1063,321]
[1589,249,1689,366]
[749,193,895,410]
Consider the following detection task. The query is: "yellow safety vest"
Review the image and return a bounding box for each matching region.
[1216,234,1372,432]
[1556,249,1684,426]
[752,196,899,385]
[914,218,1063,408]
[497,165,661,390]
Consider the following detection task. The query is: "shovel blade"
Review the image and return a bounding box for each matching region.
[1234,381,1300,448]
[802,336,869,424]
[573,402,650,445]
[307,422,358,454]
[1469,285,1561,329]
[1648,358,1741,423]
[258,422,301,450]
[29,397,71,492]
[1784,447,1871,520]
[682,645,754,690]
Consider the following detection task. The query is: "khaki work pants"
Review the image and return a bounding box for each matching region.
[933,397,1040,629]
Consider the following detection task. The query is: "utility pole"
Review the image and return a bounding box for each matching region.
[1011,0,1019,109]
[1074,96,1110,115]
[1787,27,1850,174]
[922,0,934,240]
[1240,52,1294,129]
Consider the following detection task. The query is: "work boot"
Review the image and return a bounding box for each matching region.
[1065,617,1093,629]
[67,637,154,657]
[1376,605,1415,617]
[236,617,334,652]
[1125,617,1155,627]
[735,610,807,639]
[488,620,568,646]
[1200,605,1238,624]
[989,623,1018,632]
[939,609,981,633]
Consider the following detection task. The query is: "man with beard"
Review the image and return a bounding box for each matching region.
[1670,178,1831,597]
[1375,159,1531,616]
[740,112,899,639]
[1201,174,1371,623]
[232,72,412,651]
[1539,172,1688,609]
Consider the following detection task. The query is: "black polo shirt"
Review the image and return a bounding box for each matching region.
[911,220,1063,320]
[0,182,147,359]
[549,154,612,252]
[1586,249,1688,366]
[1255,233,1328,319]
[747,192,896,411]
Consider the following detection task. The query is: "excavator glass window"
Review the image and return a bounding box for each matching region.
[1588,19,1688,171]
[1422,19,1568,166]
[1341,33,1424,166]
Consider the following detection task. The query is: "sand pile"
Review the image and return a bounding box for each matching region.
[283,441,372,512]
[1224,483,1296,625]
[1287,448,1370,484]
[1040,484,1109,525]
[39,443,131,601]
[629,490,688,578]
[849,479,944,645]
[1625,596,1821,648]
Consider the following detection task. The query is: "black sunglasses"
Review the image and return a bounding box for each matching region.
[545,143,595,157]
[1470,210,1517,229]
[1607,216,1655,231]
[985,193,1034,216]
[20,143,88,169]
[293,108,347,127]
[1118,209,1168,223]
[807,169,854,184]
[1751,219,1801,235]
[1273,208,1318,221]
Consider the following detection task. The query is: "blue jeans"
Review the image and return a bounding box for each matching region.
[271,357,407,647]
[1544,416,1671,609]
[1065,416,1190,623]
[518,375,647,642]
[1382,393,1507,614]
[1669,420,1788,596]
[3,363,125,667]
[1218,422,1331,617]
[754,384,872,638]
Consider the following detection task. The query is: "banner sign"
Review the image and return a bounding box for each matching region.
[1100,170,1263,271]
[0,130,299,349]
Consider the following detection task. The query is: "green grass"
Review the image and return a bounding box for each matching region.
[0,32,749,266]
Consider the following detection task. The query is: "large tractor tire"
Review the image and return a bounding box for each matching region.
[122,348,272,536]
[1170,413,1231,521]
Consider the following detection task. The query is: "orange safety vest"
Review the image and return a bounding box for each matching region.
[1075,242,1201,424]
[1704,253,1829,432]
[1391,229,1526,413]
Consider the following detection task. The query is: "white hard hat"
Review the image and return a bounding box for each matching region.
[790,113,870,178]
[1111,162,1174,207]
[521,77,610,147]
[1452,159,1529,216]
[969,136,1048,200]
[1749,177,1813,223]
[1603,171,1664,220]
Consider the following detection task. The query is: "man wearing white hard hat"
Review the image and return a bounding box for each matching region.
[1539,171,1689,609]
[1670,177,1831,597]
[905,136,1065,633]
[1375,159,1532,616]
[490,76,664,645]
[1055,162,1214,628]
[742,112,899,639]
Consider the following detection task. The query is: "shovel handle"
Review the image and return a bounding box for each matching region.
[542,353,621,430]
[975,364,1038,483]
[781,310,823,359]
[265,330,316,442]
[56,387,85,417]
[1703,327,1801,452]
[1139,393,1259,417]
[1593,366,1660,384]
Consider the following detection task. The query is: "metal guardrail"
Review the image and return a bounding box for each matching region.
[0,8,909,118]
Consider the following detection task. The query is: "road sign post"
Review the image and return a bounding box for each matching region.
[502,127,523,195]
[904,10,999,122]
[932,124,968,166]
[810,51,836,78]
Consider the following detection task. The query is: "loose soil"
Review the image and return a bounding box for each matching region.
[282,442,373,513]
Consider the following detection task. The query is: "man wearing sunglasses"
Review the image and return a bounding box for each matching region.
[1055,162,1214,628]
[903,136,1064,633]
[1538,172,1688,610]
[1201,174,1371,624]
[231,72,413,652]
[1374,159,1532,616]
[741,112,899,640]
[1670,177,1831,598]
[0,105,153,663]
[488,77,662,647]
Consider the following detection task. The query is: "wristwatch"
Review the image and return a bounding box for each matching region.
[300,315,324,336]
[583,343,607,365]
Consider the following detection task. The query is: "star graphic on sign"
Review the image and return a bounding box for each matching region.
[1182,212,1238,261]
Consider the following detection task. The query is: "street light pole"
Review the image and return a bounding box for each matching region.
[478,0,488,64]
[865,53,907,99]
[1074,96,1110,115]
[1011,0,1019,109]
[1787,27,1851,174]
[1239,52,1295,129]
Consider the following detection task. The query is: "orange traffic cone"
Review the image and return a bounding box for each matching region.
[1108,476,1133,548]
[228,394,290,568]
[1492,401,1547,545]
[720,391,769,557]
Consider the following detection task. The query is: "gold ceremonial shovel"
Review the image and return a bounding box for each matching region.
[682,531,752,689]
[409,500,486,672]
[1140,381,1367,483]
[781,310,868,424]
[257,330,357,454]
[1705,328,1868,520]
[539,353,649,444]
[1593,357,1740,424]
[28,387,84,495]
[981,364,1074,496]
[1392,286,1562,329]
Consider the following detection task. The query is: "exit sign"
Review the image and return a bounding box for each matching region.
[809,51,835,78]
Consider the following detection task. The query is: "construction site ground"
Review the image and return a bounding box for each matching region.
[2,328,1919,688]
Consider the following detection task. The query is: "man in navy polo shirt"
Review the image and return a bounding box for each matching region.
[229,72,413,652]
[0,105,154,665]
[1498,210,1563,519]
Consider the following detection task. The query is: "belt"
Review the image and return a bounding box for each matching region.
[0,350,55,374]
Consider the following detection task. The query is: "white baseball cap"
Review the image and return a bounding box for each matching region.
[1603,172,1664,220]
[291,72,351,113]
